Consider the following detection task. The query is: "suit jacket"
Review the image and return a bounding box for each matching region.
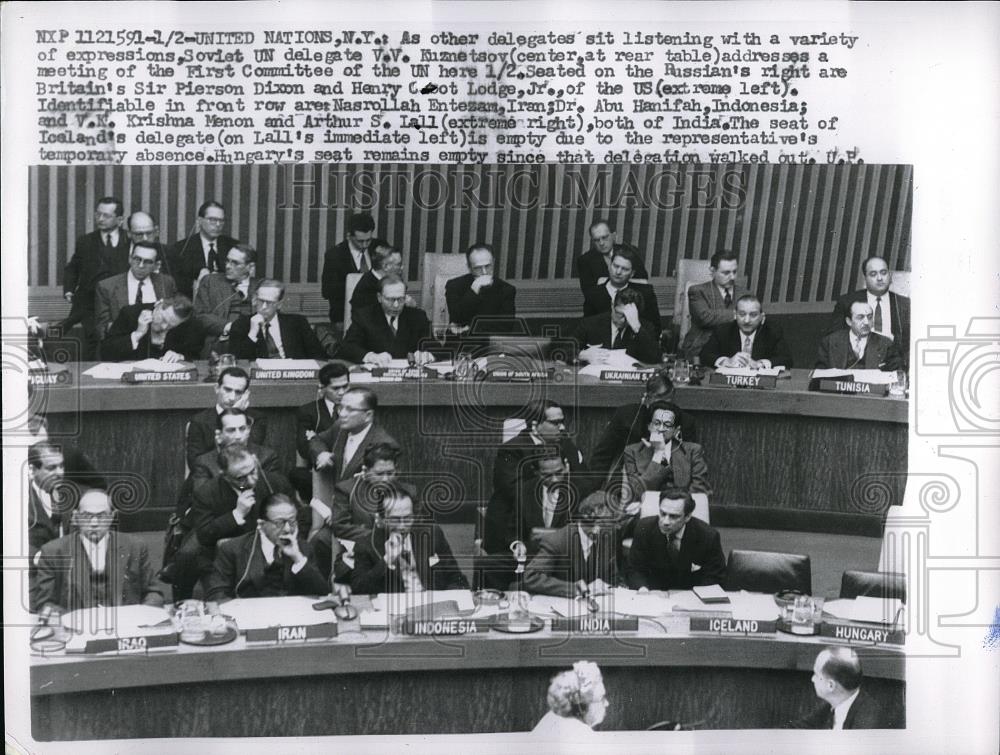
[590,403,699,479]
[168,233,239,299]
[225,312,326,360]
[191,442,281,482]
[187,407,269,470]
[619,440,712,494]
[340,304,433,363]
[582,282,662,335]
[484,472,577,555]
[95,272,177,337]
[206,531,329,601]
[31,531,165,613]
[63,229,131,313]
[296,398,338,463]
[308,422,399,483]
[493,428,590,501]
[571,313,661,364]
[815,330,903,371]
[523,525,621,598]
[349,270,381,316]
[700,320,793,368]
[680,281,750,359]
[626,516,726,590]
[321,239,367,323]
[330,477,419,542]
[28,485,68,568]
[788,688,903,729]
[444,274,517,329]
[831,289,911,368]
[351,522,469,594]
[576,246,649,290]
[193,273,259,336]
[100,302,205,362]
[188,470,294,547]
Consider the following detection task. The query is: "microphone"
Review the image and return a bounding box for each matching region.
[333,583,358,621]
[510,540,528,574]
[576,579,600,614]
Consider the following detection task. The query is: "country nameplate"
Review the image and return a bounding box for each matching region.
[486,369,552,382]
[819,621,904,646]
[815,379,889,396]
[689,617,777,635]
[599,369,655,384]
[245,622,338,643]
[80,632,179,654]
[550,615,639,633]
[250,368,319,381]
[401,618,493,636]
[369,366,433,379]
[708,372,777,390]
[28,370,73,386]
[121,369,198,384]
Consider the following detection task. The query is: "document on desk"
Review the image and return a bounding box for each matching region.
[254,359,322,370]
[811,368,896,384]
[577,350,643,377]
[60,604,173,635]
[609,589,674,617]
[823,596,905,625]
[370,590,475,615]
[729,591,781,621]
[715,366,784,377]
[222,596,333,630]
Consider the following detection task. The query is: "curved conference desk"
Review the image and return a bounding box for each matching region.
[38,363,908,532]
[29,593,905,739]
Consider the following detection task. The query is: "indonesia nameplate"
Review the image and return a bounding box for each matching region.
[245,622,338,643]
[708,372,777,390]
[401,618,493,636]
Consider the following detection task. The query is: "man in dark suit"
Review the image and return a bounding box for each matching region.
[573,286,661,365]
[626,488,726,591]
[193,243,260,348]
[831,255,910,369]
[100,296,205,362]
[31,489,166,613]
[95,241,177,339]
[349,241,408,317]
[700,294,793,369]
[322,212,376,327]
[816,301,904,371]
[617,401,711,495]
[61,196,130,359]
[205,493,333,601]
[789,647,903,729]
[340,275,437,365]
[445,243,518,337]
[523,491,621,598]
[190,408,282,482]
[167,200,239,299]
[351,486,468,594]
[581,249,661,335]
[125,211,171,277]
[589,370,699,480]
[680,250,749,360]
[186,366,268,471]
[290,361,350,501]
[576,219,649,290]
[225,278,326,360]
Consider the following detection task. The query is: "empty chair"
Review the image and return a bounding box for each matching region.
[839,570,907,602]
[724,549,812,594]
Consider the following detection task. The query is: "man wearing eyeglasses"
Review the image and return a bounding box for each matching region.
[62,197,131,360]
[168,200,240,299]
[340,274,437,366]
[617,401,711,495]
[225,278,327,360]
[31,489,166,613]
[125,210,169,272]
[93,241,177,341]
[193,244,260,351]
[205,493,333,601]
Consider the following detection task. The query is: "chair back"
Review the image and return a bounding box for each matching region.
[724,549,812,594]
[342,273,364,330]
[673,260,712,342]
[839,570,907,602]
[420,253,469,324]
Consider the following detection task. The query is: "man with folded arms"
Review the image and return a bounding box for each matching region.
[206,493,332,601]
[700,294,792,369]
[680,250,748,360]
[815,301,904,371]
[626,488,725,591]
[340,275,437,366]
[574,287,661,365]
[226,278,326,360]
[351,486,468,594]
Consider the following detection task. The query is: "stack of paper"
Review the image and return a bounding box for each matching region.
[729,591,781,621]
[60,604,172,635]
[370,590,475,615]
[254,359,321,370]
[221,596,335,631]
[578,350,644,377]
[823,596,905,625]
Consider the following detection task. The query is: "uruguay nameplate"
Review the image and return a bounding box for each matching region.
[369,366,433,379]
[599,369,655,384]
[689,617,777,635]
[709,372,777,390]
[245,622,337,643]
[251,368,319,381]
[486,369,551,382]
[550,616,639,633]
[121,369,198,384]
[402,618,492,636]
[29,370,73,386]
[81,632,179,654]
[820,621,904,646]
[816,379,889,396]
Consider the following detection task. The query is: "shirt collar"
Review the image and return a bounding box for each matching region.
[832,688,861,729]
[324,398,337,417]
[32,480,52,514]
[577,524,594,553]
[259,529,278,564]
[127,270,149,286]
[347,421,373,442]
[671,523,686,543]
[79,533,109,551]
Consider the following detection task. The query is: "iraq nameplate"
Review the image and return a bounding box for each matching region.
[401,618,493,636]
[28,370,73,386]
[245,622,338,643]
[486,369,551,382]
[820,621,904,646]
[79,632,179,654]
[550,615,639,633]
[369,366,433,379]
[251,368,319,381]
[121,369,198,384]
[709,372,777,390]
[817,379,889,396]
[599,369,655,384]
[689,617,777,635]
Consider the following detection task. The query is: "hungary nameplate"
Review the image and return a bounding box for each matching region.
[708,372,777,390]
[819,621,904,646]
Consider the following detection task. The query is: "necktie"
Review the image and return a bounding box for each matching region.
[612,328,624,350]
[390,317,398,335]
[134,282,143,306]
[208,242,218,272]
[874,296,883,332]
[359,253,370,273]
[231,282,245,301]
[743,334,752,352]
[273,544,282,564]
[104,233,113,249]
[723,288,732,308]
[666,533,680,564]
[261,322,279,358]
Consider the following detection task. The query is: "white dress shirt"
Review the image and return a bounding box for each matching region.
[254,315,286,358]
[259,530,306,573]
[32,481,54,519]
[578,525,594,561]
[200,235,218,268]
[604,281,624,306]
[350,245,371,273]
[866,291,893,340]
[103,229,120,248]
[342,422,372,471]
[542,485,560,528]
[849,332,869,361]
[832,689,861,730]
[80,534,108,574]
[126,271,155,305]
